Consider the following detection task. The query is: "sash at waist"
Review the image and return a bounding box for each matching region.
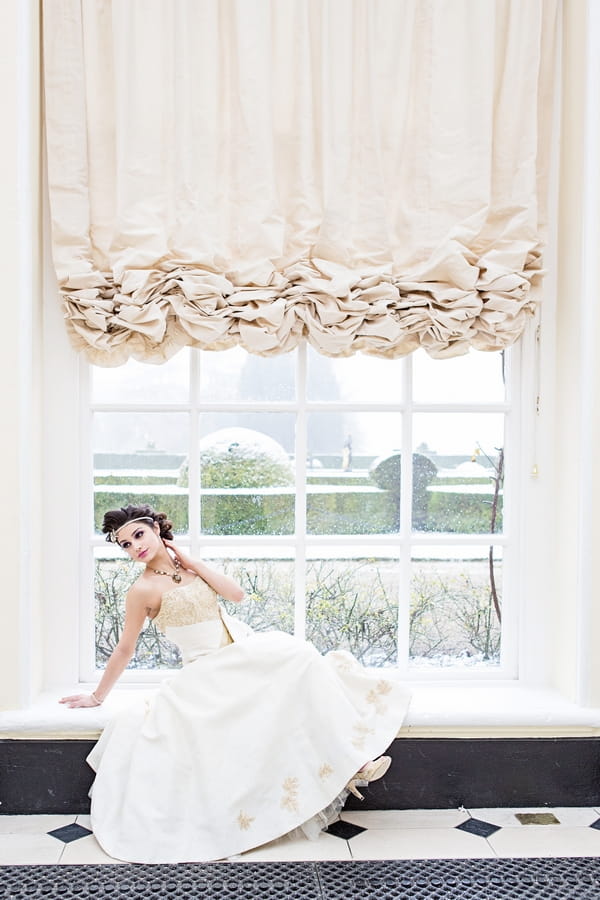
[164,620,231,664]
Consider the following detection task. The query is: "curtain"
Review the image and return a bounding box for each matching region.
[42,0,559,365]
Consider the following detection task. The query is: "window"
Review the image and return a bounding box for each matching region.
[85,344,517,680]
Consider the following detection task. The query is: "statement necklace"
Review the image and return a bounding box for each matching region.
[149,557,182,583]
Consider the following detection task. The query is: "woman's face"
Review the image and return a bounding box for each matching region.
[117,521,162,563]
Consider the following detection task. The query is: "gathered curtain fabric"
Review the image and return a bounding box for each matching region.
[43,0,559,366]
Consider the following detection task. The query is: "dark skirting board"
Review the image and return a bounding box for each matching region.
[1,737,599,815]
[345,737,600,812]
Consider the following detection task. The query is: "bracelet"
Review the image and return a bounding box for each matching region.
[90,692,102,706]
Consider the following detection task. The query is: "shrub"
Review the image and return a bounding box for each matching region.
[179,427,295,489]
[369,452,438,529]
[95,556,501,669]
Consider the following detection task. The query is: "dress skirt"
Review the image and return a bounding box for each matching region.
[87,630,410,863]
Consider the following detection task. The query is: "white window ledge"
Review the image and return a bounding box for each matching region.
[2,682,600,740]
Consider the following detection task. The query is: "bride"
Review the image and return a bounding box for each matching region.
[61,504,410,863]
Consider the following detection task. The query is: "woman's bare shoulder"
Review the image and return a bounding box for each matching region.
[127,577,160,605]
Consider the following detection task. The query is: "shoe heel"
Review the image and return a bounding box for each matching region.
[346,780,365,801]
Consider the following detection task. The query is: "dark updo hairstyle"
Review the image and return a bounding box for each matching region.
[102,504,174,544]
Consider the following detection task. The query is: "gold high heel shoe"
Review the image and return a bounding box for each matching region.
[346,755,392,800]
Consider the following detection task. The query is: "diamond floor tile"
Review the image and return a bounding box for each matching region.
[47,823,93,844]
[456,817,501,838]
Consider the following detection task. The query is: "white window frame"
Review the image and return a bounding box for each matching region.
[81,340,524,683]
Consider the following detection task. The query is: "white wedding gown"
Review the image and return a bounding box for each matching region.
[87,577,410,862]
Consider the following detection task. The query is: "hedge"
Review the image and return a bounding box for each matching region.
[94,485,501,535]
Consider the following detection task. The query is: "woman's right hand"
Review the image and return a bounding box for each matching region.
[162,540,194,572]
[59,693,101,709]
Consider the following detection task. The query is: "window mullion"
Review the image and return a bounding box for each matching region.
[81,360,96,681]
[189,349,200,556]
[294,343,308,640]
[397,356,413,671]
[498,343,519,676]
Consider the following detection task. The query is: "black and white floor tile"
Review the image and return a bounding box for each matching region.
[2,808,600,864]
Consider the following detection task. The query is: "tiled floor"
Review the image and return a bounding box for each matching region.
[2,808,600,865]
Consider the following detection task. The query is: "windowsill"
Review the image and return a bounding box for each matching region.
[2,682,600,740]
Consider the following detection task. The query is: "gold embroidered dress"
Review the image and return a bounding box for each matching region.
[87,577,410,863]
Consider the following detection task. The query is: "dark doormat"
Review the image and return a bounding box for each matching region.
[1,857,599,899]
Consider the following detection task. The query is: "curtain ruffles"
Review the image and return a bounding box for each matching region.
[62,252,541,366]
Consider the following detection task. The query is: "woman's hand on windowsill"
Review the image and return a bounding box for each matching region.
[59,693,101,709]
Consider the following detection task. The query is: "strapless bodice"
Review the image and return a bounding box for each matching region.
[153,577,223,632]
[152,577,233,662]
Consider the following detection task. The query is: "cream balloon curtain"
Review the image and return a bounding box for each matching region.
[42,0,559,365]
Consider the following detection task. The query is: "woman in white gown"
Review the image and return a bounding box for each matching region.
[61,505,410,863]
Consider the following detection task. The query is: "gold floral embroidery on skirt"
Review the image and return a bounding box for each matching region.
[366,679,393,714]
[319,763,333,780]
[237,811,255,831]
[281,777,300,812]
[332,654,354,673]
[351,722,375,750]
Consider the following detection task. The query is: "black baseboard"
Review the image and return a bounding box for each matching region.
[1,737,599,815]
[345,737,600,811]
[1,740,96,814]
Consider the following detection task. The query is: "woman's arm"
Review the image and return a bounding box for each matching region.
[59,583,152,708]
[164,540,245,603]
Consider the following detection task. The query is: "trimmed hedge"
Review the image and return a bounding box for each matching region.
[94,483,501,535]
[425,490,502,534]
[307,490,397,535]
[94,491,189,534]
[95,488,397,535]
[201,493,294,535]
[95,475,179,486]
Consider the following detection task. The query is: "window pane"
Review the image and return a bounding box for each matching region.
[307,346,404,402]
[216,558,295,634]
[413,413,504,534]
[413,349,506,403]
[305,557,399,666]
[88,343,515,678]
[198,345,295,401]
[307,412,401,534]
[93,412,189,534]
[94,546,182,670]
[91,350,190,404]
[409,546,502,668]
[198,414,295,535]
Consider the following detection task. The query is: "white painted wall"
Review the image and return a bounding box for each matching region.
[0,0,42,709]
[555,0,600,706]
